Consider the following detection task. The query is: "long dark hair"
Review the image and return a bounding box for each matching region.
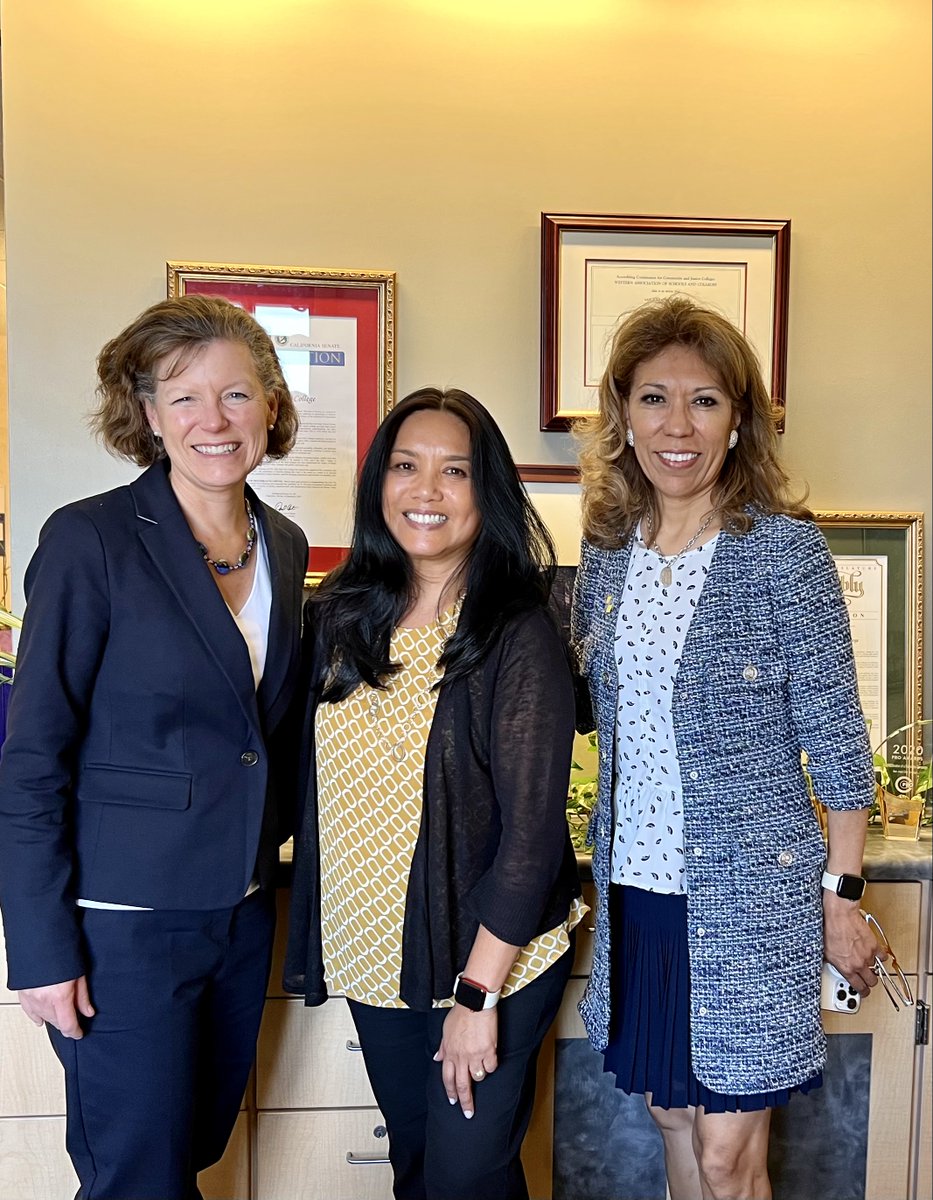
[314,387,556,701]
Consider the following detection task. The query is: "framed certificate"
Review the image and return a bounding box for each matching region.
[167,260,395,583]
[815,512,924,746]
[540,213,790,432]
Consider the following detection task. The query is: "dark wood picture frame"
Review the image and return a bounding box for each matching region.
[540,213,791,432]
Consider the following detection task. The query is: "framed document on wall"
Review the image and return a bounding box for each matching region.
[540,214,790,432]
[167,260,395,583]
[815,512,924,745]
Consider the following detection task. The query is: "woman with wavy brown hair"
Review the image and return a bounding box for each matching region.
[572,296,879,1200]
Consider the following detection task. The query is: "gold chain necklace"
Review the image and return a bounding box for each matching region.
[644,512,716,588]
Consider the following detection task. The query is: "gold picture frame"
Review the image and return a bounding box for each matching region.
[167,260,396,586]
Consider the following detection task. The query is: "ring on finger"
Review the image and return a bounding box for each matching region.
[472,1068,486,1080]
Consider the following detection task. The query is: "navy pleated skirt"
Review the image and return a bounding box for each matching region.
[603,884,823,1112]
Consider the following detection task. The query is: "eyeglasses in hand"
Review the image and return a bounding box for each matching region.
[862,910,914,1012]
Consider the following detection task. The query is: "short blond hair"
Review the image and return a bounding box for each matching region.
[91,294,298,466]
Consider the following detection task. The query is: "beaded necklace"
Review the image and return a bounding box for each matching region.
[196,498,257,576]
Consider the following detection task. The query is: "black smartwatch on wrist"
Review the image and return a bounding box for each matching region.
[454,973,501,1012]
[821,869,866,902]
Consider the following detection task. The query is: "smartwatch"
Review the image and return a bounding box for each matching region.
[454,973,501,1012]
[821,869,866,902]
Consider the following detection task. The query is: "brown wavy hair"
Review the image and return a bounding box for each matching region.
[575,295,810,548]
[90,294,299,466]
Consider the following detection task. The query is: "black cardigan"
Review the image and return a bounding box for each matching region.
[283,605,581,1009]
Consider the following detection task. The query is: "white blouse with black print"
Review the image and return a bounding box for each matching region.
[610,525,718,894]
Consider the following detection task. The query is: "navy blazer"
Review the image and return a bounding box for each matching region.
[0,461,308,991]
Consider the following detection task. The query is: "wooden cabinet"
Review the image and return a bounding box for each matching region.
[257,1111,393,1199]
[2,864,929,1198]
[252,890,393,1199]
[0,912,254,1199]
[0,1119,77,1199]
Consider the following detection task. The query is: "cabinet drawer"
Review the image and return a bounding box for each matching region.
[0,1007,65,1117]
[0,1117,77,1197]
[0,1112,248,1199]
[257,996,377,1109]
[257,1109,392,1200]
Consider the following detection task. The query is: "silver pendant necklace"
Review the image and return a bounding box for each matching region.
[645,511,716,588]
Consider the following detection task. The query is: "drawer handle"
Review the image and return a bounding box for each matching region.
[346,1039,362,1052]
[346,1152,391,1165]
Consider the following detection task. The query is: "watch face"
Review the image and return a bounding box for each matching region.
[454,979,486,1012]
[837,874,866,901]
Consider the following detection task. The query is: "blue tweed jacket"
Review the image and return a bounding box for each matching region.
[571,511,874,1094]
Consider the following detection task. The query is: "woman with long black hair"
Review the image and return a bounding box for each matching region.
[285,387,582,1200]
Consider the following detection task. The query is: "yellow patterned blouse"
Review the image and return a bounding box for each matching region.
[316,609,585,1008]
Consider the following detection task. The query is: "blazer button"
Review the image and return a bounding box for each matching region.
[240,750,260,767]
[742,664,759,682]
[777,850,795,867]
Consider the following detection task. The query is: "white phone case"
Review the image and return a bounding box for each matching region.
[821,962,861,1013]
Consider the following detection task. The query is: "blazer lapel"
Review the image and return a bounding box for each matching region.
[129,462,259,728]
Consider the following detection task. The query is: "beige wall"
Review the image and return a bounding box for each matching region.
[1,0,930,692]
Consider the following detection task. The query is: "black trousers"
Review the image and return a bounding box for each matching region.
[48,889,276,1200]
[348,944,573,1200]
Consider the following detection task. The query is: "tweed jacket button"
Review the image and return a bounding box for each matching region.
[601,670,611,684]
[689,770,699,780]
[693,847,703,857]
[696,926,706,937]
[742,664,759,681]
[698,1006,708,1016]
[777,850,794,867]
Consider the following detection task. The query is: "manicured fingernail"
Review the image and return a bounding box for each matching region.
[432,1052,440,1061]
[449,1097,457,1105]
[464,1110,474,1120]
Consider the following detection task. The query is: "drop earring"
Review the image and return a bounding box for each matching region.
[728,429,739,449]
[626,429,635,447]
